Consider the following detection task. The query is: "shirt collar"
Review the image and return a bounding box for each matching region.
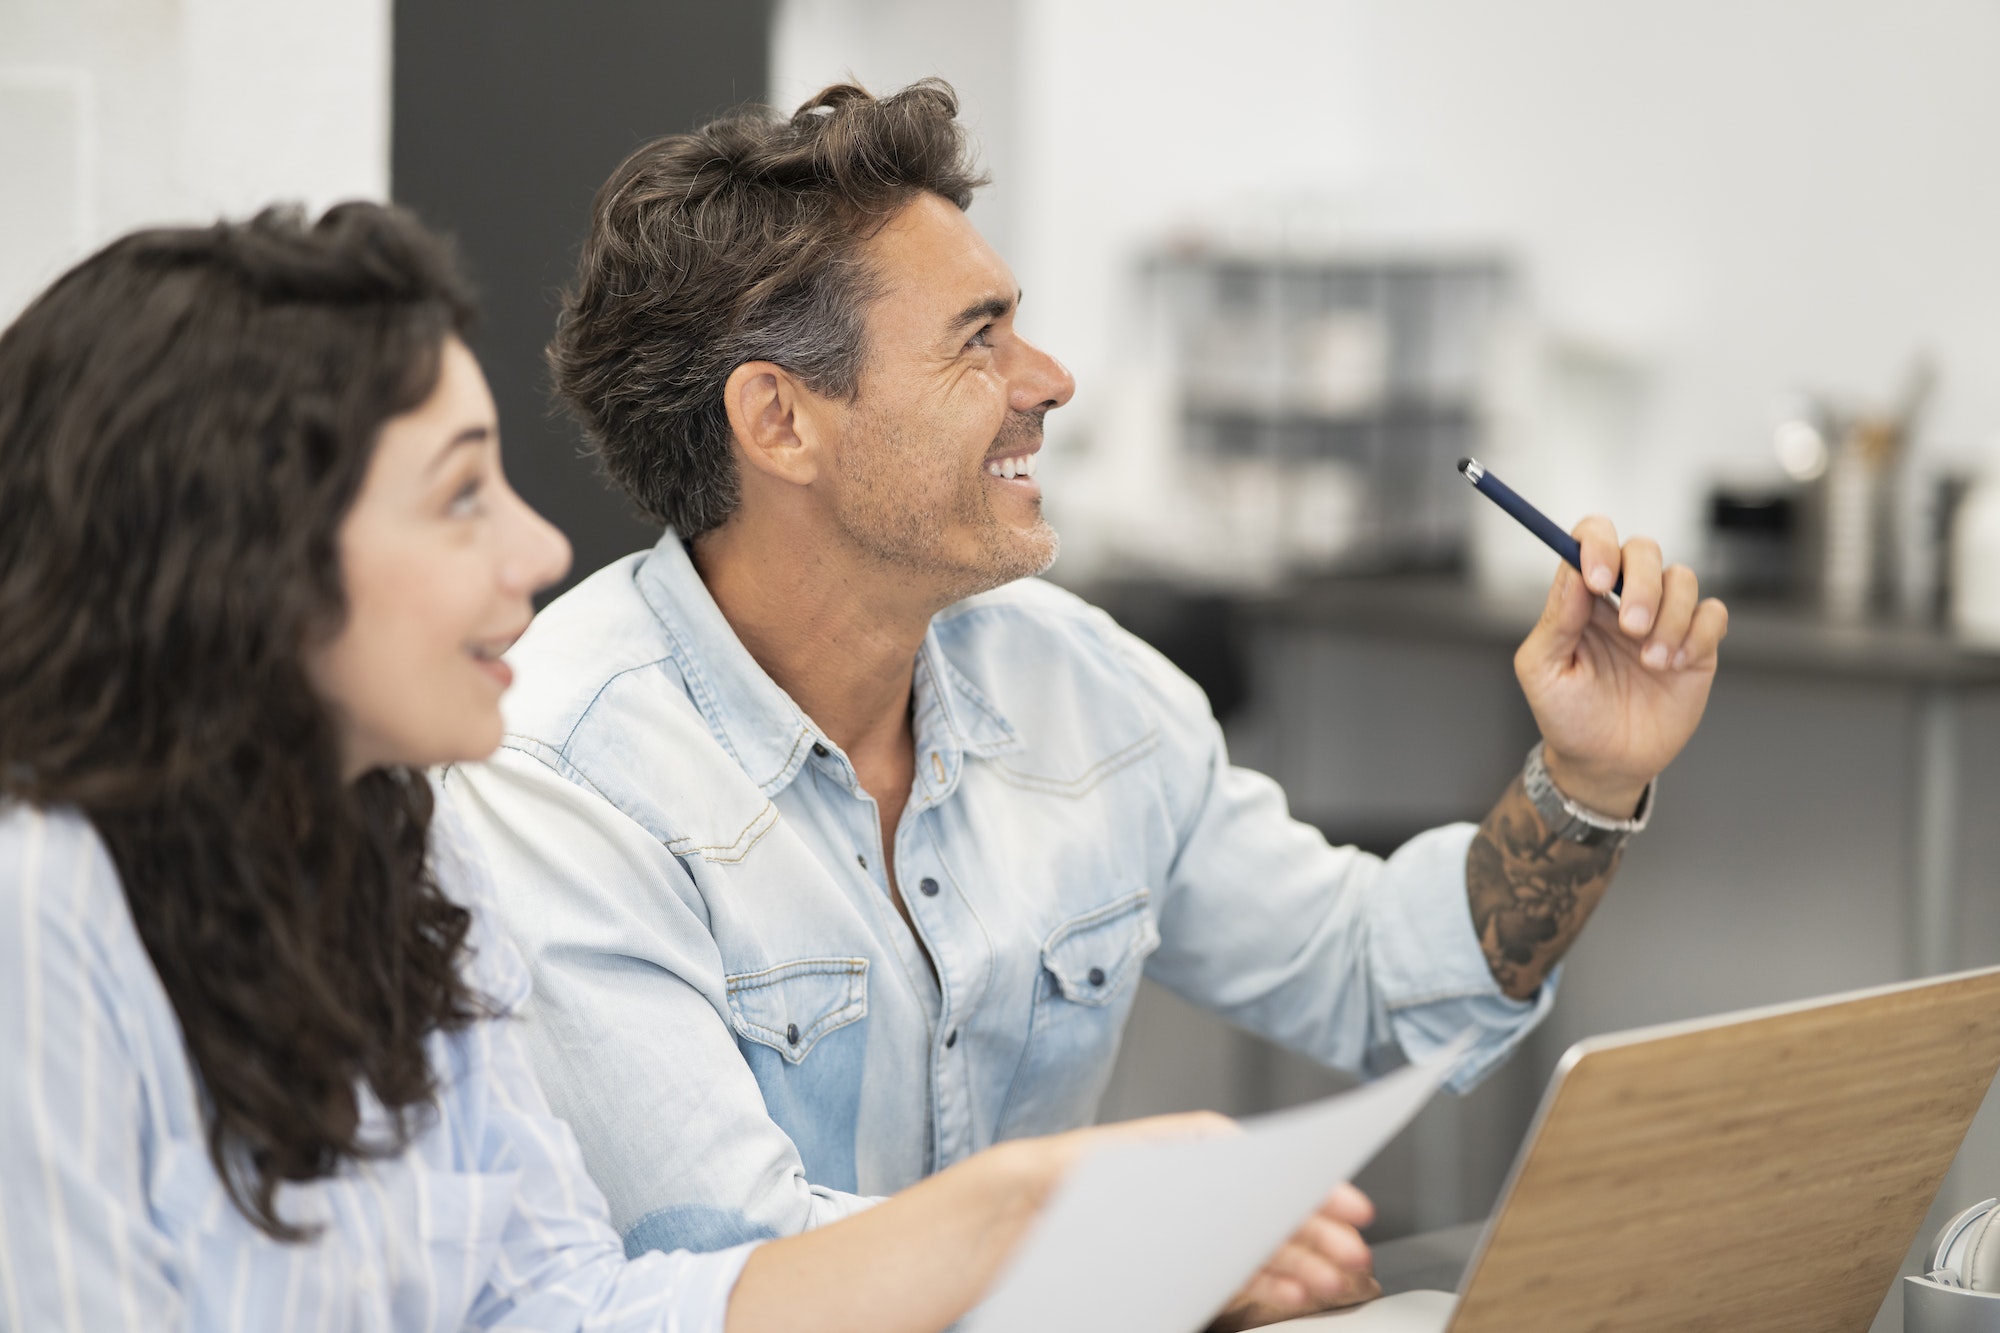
[914,631,1019,759]
[635,533,1018,797]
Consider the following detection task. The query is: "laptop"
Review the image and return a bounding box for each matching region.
[1280,964,2000,1332]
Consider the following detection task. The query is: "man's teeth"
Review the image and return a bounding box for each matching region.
[986,454,1039,480]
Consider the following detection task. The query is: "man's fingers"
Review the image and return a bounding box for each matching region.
[1572,515,1623,595]
[1643,564,1701,670]
[1531,558,1594,647]
[1613,535,1663,638]
[1673,597,1731,669]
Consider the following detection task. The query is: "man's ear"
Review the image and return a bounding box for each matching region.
[724,360,824,486]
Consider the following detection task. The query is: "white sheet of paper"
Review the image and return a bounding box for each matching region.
[962,1038,1470,1333]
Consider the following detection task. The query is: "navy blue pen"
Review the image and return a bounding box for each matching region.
[1456,457,1624,600]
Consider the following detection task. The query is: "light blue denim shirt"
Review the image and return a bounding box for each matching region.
[445,533,1554,1258]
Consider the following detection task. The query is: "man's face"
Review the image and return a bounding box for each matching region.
[818,193,1076,604]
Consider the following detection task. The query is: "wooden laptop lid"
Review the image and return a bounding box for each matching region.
[1448,965,2000,1333]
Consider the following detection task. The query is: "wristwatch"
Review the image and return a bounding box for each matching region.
[1521,741,1654,848]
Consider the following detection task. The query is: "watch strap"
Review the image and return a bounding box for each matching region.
[1522,741,1653,847]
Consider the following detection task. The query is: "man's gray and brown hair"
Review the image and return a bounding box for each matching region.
[549,78,988,538]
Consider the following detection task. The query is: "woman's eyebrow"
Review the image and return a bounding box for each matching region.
[424,425,494,476]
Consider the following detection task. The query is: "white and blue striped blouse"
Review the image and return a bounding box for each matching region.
[0,798,759,1333]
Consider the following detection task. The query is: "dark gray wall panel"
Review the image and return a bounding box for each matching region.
[393,2,772,594]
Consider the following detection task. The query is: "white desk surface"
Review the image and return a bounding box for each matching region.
[1269,1290,1455,1330]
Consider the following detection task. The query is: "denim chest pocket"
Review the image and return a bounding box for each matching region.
[725,957,870,1063]
[724,957,871,1194]
[995,888,1160,1139]
[1041,889,1159,1004]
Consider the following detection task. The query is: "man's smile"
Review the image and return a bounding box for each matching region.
[984,452,1040,481]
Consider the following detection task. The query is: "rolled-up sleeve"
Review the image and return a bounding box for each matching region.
[459,957,763,1333]
[1110,626,1552,1093]
[442,752,877,1255]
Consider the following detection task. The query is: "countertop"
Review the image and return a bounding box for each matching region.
[1231,577,2000,687]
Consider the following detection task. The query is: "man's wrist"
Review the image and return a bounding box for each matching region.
[1526,743,1654,848]
[1536,744,1651,819]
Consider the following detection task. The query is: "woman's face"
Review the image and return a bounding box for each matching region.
[309,337,572,778]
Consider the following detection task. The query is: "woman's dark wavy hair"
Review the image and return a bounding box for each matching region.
[0,203,487,1240]
[550,78,988,538]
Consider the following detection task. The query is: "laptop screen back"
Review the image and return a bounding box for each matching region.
[1448,966,2000,1332]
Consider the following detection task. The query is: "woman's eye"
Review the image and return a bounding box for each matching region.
[447,476,484,517]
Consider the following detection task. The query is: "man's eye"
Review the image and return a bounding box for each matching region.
[967,324,994,350]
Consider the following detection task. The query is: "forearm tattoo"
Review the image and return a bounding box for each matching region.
[1465,775,1622,1000]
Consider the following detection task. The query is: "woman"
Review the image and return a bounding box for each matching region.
[0,204,1371,1332]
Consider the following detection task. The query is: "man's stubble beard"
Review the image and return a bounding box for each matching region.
[832,408,1059,607]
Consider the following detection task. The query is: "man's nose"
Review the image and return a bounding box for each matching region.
[1011,335,1076,413]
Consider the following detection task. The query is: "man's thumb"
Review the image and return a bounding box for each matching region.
[1526,561,1593,664]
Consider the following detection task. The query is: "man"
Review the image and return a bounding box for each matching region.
[447,79,1726,1317]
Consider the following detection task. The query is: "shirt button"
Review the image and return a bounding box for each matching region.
[1088,967,1106,987]
[856,853,868,870]
[787,1023,800,1045]
[919,877,940,897]
[945,1028,959,1049]
[812,742,829,757]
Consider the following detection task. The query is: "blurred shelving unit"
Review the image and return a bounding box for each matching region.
[1099,248,1513,584]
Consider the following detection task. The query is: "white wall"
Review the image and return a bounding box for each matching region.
[772,0,1025,264]
[0,0,391,324]
[775,0,2000,567]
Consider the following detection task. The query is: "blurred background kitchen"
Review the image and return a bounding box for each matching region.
[9,2,2000,1326]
